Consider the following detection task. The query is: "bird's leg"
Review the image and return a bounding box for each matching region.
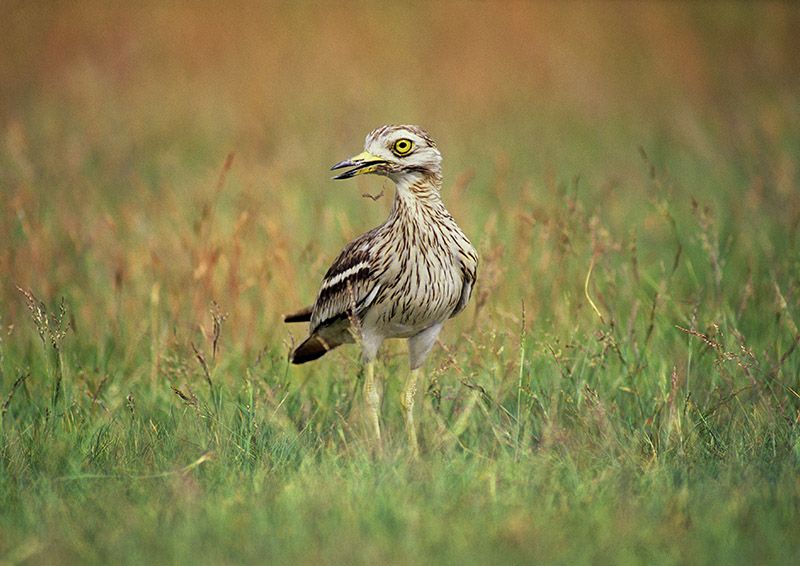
[405,323,444,457]
[400,368,421,457]
[363,360,382,445]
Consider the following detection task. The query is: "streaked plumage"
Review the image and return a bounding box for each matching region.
[285,125,478,453]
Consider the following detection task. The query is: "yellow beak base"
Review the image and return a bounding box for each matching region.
[330,151,386,179]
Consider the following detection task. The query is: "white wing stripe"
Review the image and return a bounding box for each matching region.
[320,261,370,290]
[359,284,381,311]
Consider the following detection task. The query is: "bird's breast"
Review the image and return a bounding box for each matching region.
[368,226,464,336]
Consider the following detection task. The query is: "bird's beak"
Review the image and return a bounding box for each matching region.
[330,151,386,180]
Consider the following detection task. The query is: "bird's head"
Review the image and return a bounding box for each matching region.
[331,125,442,185]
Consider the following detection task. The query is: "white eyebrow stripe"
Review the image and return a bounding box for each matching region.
[320,262,371,290]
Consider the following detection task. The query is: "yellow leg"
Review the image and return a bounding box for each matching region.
[400,368,421,457]
[363,361,382,445]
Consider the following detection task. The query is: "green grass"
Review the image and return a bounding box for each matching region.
[2,3,800,564]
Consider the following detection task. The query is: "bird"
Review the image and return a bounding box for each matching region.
[284,125,478,455]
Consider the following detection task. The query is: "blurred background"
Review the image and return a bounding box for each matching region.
[1,1,798,359]
[4,6,800,561]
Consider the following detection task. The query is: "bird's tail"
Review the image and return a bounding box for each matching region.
[290,335,331,364]
[284,306,313,323]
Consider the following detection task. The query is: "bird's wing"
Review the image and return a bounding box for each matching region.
[310,232,382,333]
[450,244,478,318]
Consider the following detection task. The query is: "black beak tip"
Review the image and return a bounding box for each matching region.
[330,159,352,171]
[332,170,353,180]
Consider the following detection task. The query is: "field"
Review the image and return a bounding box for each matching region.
[2,2,800,564]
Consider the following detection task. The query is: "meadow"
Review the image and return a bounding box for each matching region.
[1,3,799,564]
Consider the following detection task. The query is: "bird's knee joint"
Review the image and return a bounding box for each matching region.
[365,387,380,409]
[400,388,416,412]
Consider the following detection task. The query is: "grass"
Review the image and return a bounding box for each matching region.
[2,2,800,564]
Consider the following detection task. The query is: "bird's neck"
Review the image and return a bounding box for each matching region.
[394,171,442,201]
[387,173,449,225]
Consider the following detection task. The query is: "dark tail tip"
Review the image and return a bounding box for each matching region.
[290,335,329,364]
[284,306,313,323]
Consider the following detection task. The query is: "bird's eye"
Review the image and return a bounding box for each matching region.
[392,138,414,156]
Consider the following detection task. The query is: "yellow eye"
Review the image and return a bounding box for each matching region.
[392,138,414,156]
